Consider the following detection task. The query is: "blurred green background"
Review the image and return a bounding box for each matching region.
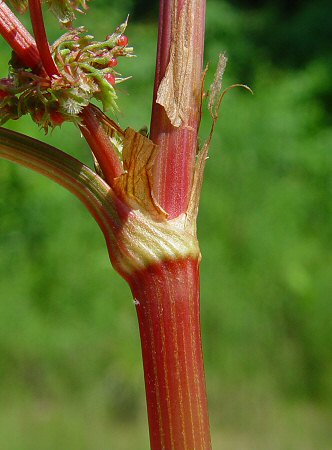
[1,0,332,448]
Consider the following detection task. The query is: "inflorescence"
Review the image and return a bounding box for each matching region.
[0,2,133,132]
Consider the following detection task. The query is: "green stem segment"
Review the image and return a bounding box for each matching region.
[128,258,212,450]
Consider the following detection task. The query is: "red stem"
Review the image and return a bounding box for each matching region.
[128,258,211,449]
[28,0,60,77]
[150,0,206,219]
[0,1,41,70]
[80,107,124,186]
[1,3,212,449]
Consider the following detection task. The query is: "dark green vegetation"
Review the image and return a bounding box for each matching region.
[0,0,331,448]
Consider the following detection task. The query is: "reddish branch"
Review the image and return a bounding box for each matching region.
[28,0,60,77]
[0,1,123,185]
[0,1,41,70]
[80,107,124,186]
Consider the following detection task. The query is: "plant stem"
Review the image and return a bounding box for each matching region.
[133,0,212,447]
[0,126,130,268]
[28,0,60,77]
[150,0,206,219]
[80,107,124,187]
[0,1,41,70]
[1,4,213,449]
[128,258,211,449]
[0,7,122,183]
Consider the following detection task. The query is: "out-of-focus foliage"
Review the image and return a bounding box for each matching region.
[0,0,331,448]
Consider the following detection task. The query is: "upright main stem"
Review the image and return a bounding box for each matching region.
[129,259,211,450]
[150,0,206,219]
[0,2,212,448]
[134,0,211,447]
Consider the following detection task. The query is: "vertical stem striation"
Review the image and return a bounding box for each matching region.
[80,107,124,187]
[150,0,206,219]
[128,258,212,450]
[1,3,212,449]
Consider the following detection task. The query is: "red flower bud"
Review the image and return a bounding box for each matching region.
[104,73,116,86]
[117,35,128,47]
[108,57,118,68]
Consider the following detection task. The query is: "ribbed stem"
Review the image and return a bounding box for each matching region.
[128,258,211,450]
[0,126,129,269]
[0,1,41,70]
[150,0,206,219]
[80,107,123,187]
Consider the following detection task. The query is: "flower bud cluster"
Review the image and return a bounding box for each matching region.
[0,19,133,132]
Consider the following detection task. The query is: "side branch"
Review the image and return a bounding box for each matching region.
[0,7,124,185]
[0,127,123,242]
[0,0,41,69]
[28,0,60,77]
[0,127,199,278]
[80,107,124,187]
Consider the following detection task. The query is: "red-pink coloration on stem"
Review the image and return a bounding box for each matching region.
[28,0,60,77]
[0,3,213,449]
[0,5,123,186]
[80,107,124,186]
[150,0,206,219]
[128,258,212,450]
[0,1,41,70]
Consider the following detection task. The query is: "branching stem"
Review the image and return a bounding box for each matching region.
[0,2,213,448]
